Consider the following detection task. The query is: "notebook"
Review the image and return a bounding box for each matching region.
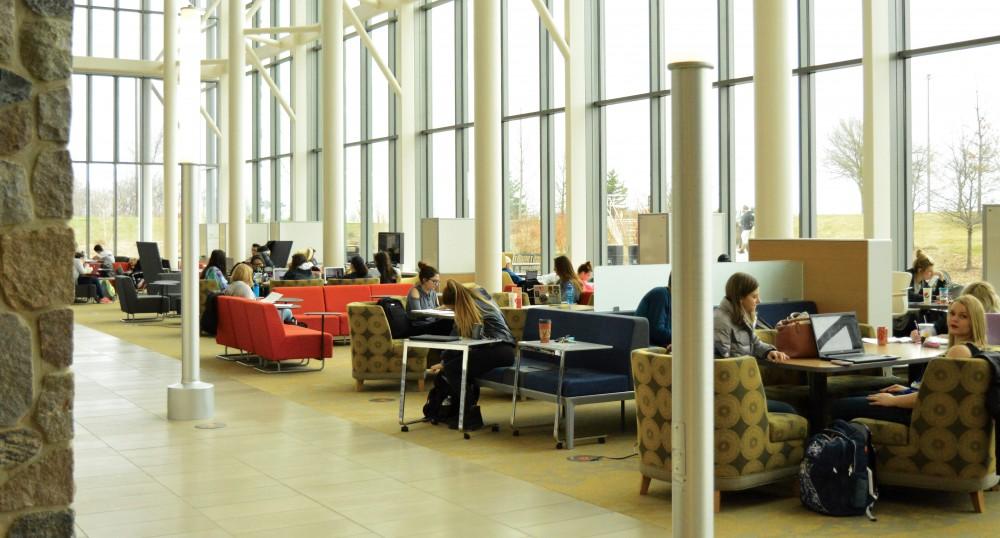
[410,334,460,342]
[260,292,283,304]
[811,312,898,364]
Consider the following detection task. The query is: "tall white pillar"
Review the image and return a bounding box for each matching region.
[291,0,309,222]
[862,0,891,239]
[564,0,587,262]
[669,61,715,538]
[141,79,154,241]
[217,0,230,230]
[227,0,246,260]
[163,0,179,268]
[396,2,417,271]
[753,0,795,239]
[322,0,345,267]
[474,0,501,293]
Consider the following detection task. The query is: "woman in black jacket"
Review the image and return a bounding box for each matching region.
[344,255,371,279]
[282,253,315,281]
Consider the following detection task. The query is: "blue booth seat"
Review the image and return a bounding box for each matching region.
[754,300,817,328]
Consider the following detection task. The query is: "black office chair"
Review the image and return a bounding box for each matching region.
[75,283,98,303]
[115,276,169,322]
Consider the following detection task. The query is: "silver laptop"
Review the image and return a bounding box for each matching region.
[324,267,344,279]
[272,268,287,280]
[811,312,897,363]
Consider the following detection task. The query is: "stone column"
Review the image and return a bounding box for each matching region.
[0,1,78,535]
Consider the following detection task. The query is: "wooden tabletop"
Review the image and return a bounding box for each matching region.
[764,342,944,373]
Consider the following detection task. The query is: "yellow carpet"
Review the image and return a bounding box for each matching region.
[73,302,1000,535]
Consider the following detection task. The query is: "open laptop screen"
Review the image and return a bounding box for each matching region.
[324,267,344,279]
[811,312,863,356]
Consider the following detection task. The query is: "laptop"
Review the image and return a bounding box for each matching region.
[410,334,459,342]
[525,270,538,280]
[324,267,345,279]
[272,268,287,280]
[811,312,898,364]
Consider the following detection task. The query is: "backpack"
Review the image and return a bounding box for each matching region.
[969,345,1000,475]
[378,297,411,339]
[799,419,878,521]
[200,292,221,336]
[422,372,482,429]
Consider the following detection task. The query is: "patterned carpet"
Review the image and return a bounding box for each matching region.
[73,302,1000,535]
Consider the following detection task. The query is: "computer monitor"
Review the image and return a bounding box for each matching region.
[265,240,294,268]
[272,268,287,280]
[378,232,403,265]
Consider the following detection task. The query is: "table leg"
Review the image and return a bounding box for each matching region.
[398,342,409,430]
[459,347,470,439]
[807,373,828,435]
[510,345,522,434]
[319,315,326,359]
[553,350,566,448]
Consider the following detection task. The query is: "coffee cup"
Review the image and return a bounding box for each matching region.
[471,323,483,340]
[539,319,552,343]
[922,287,932,304]
[877,326,888,346]
[917,323,935,341]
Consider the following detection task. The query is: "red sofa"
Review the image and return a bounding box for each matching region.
[215,296,332,372]
[271,283,413,339]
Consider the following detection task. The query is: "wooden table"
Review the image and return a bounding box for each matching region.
[762,341,943,431]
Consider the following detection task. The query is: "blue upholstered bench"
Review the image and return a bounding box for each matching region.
[755,300,817,328]
[477,308,650,449]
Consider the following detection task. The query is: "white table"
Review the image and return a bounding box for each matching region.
[512,339,613,449]
[410,308,455,319]
[399,337,501,439]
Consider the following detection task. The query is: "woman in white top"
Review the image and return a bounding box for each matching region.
[225,263,293,323]
[74,251,108,302]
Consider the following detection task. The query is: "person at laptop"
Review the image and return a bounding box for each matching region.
[502,256,524,286]
[374,251,400,284]
[831,294,988,425]
[282,253,316,281]
[713,272,796,414]
[405,262,453,336]
[553,255,584,304]
[201,249,230,291]
[427,280,516,429]
[577,261,595,293]
[636,273,672,349]
[907,249,950,302]
[224,263,294,323]
[344,255,373,279]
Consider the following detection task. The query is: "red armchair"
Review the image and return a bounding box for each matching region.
[242,301,331,373]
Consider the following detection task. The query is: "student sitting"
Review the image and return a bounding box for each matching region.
[74,251,108,303]
[713,272,796,414]
[282,253,316,281]
[577,261,595,292]
[374,251,400,284]
[224,263,293,323]
[404,262,453,335]
[502,256,524,285]
[918,280,1000,337]
[343,255,372,279]
[907,249,949,302]
[832,295,987,425]
[201,249,229,291]
[553,255,583,304]
[92,244,115,274]
[636,274,671,349]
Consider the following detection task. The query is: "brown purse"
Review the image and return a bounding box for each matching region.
[775,317,818,358]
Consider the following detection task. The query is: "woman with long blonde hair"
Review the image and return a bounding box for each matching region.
[426,280,516,428]
[553,255,583,304]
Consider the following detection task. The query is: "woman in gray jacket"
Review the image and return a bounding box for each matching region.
[713,272,796,414]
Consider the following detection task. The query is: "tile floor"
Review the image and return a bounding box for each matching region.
[71,325,667,537]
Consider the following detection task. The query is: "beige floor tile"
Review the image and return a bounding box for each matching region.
[490,501,610,528]
[199,494,323,521]
[281,468,384,489]
[367,511,525,538]
[232,518,372,538]
[157,474,284,497]
[74,525,89,538]
[334,498,469,526]
[74,454,143,478]
[520,513,646,537]
[75,500,204,531]
[590,525,671,537]
[72,487,179,515]
[82,515,221,538]
[184,484,301,508]
[75,470,159,491]
[140,459,259,479]
[213,507,345,535]
[160,531,234,538]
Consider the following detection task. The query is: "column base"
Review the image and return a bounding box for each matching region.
[167,381,215,420]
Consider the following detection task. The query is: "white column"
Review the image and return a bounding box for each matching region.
[753,0,795,239]
[322,0,345,267]
[396,2,417,271]
[291,0,309,222]
[163,0,179,268]
[217,0,230,231]
[564,0,586,262]
[474,0,501,293]
[669,61,715,538]
[141,79,154,241]
[862,0,891,239]
[227,0,246,260]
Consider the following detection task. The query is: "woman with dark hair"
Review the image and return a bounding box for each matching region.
[282,253,315,281]
[553,255,583,304]
[427,280,516,428]
[344,255,371,279]
[636,273,672,348]
[907,249,949,302]
[201,249,229,290]
[374,251,399,284]
[576,261,594,292]
[713,272,795,414]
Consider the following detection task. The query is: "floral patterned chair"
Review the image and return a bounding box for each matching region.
[346,301,428,391]
[631,349,808,511]
[269,278,324,288]
[852,356,998,513]
[328,277,379,285]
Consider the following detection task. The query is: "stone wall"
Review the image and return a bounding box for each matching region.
[0,0,77,537]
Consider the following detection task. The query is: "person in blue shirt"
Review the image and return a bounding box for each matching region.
[502,256,524,285]
[636,274,672,349]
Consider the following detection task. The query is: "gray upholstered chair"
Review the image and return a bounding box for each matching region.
[115,276,169,322]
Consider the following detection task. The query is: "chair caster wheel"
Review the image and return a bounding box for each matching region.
[401,426,408,432]
[598,437,606,444]
[556,442,564,450]
[463,433,470,440]
[491,425,500,432]
[512,430,520,437]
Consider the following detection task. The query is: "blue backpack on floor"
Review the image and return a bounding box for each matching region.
[799,419,878,521]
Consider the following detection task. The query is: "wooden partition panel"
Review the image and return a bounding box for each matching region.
[749,239,891,325]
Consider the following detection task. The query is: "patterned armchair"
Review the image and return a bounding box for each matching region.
[500,307,528,342]
[347,301,428,391]
[270,279,324,288]
[328,277,379,285]
[631,349,808,511]
[199,279,220,315]
[852,357,998,513]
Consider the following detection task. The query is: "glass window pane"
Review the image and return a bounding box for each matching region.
[116,165,139,258]
[118,11,141,60]
[70,75,88,161]
[506,117,541,264]
[345,147,361,259]
[118,78,138,163]
[430,2,456,128]
[90,76,114,162]
[465,128,475,217]
[279,157,291,221]
[146,13,163,61]
[89,164,115,253]
[243,161,252,223]
[371,142,390,252]
[72,163,88,252]
[92,9,115,57]
[551,0,565,109]
[734,83,756,259]
[242,74,253,160]
[371,27,390,139]
[909,0,1000,49]
[605,100,650,265]
[815,67,863,239]
[553,113,566,254]
[278,61,291,155]
[259,160,272,222]
[259,72,271,157]
[431,130,456,218]
[603,0,649,98]
[73,7,88,56]
[149,81,164,162]
[466,0,475,121]
[733,0,754,77]
[345,38,360,142]
[813,0,861,64]
[506,0,539,115]
[911,45,1000,284]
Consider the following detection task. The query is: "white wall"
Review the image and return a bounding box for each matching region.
[593,261,804,312]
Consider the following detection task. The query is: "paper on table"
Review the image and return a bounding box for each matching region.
[862,336,913,344]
